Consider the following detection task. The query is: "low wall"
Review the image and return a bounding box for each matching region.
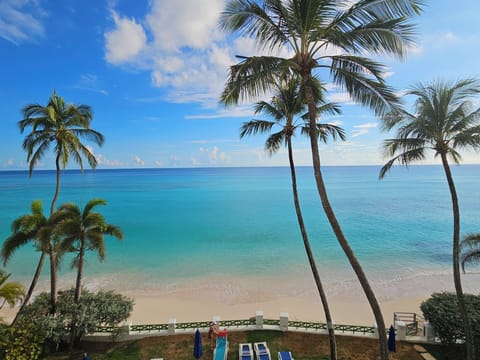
[83,311,437,344]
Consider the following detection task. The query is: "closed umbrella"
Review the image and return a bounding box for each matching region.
[193,329,203,359]
[388,325,396,352]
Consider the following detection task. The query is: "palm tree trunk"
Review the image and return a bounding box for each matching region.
[287,137,337,360]
[48,155,61,314]
[74,242,85,303]
[11,251,46,325]
[440,154,475,360]
[48,245,57,315]
[50,155,61,215]
[302,71,389,360]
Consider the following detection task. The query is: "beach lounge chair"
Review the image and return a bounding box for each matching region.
[239,343,254,360]
[254,342,271,360]
[278,351,294,360]
[213,336,228,360]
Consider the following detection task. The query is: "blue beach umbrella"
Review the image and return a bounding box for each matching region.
[193,329,203,359]
[388,325,396,352]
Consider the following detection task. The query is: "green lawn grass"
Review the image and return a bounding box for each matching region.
[43,330,463,360]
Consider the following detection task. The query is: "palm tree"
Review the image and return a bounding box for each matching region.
[1,200,51,322]
[0,270,24,311]
[219,1,423,358]
[19,89,105,313]
[380,79,480,360]
[460,233,480,273]
[56,199,123,303]
[241,77,344,359]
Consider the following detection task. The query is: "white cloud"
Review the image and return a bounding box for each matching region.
[0,0,47,45]
[133,155,145,166]
[197,145,228,165]
[442,32,458,43]
[327,92,355,104]
[351,122,378,138]
[103,0,284,111]
[75,74,108,95]
[354,122,378,129]
[145,0,224,51]
[104,11,147,64]
[95,153,126,168]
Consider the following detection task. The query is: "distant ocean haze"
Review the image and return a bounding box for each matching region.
[0,165,479,298]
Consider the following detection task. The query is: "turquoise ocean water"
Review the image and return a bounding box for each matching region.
[0,165,479,294]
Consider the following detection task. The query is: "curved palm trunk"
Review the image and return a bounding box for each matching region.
[302,72,389,360]
[11,251,46,324]
[48,245,57,315]
[440,154,475,360]
[48,155,62,314]
[287,137,337,359]
[74,240,85,303]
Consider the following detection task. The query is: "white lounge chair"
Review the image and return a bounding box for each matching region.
[254,342,271,360]
[239,343,254,360]
[278,351,294,360]
[213,336,228,360]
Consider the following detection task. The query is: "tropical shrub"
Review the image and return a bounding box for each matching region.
[19,288,133,348]
[421,292,480,346]
[1,320,43,360]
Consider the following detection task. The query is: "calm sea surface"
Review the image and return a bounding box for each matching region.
[0,165,479,292]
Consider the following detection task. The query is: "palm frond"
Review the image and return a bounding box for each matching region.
[325,55,400,115]
[240,120,275,138]
[83,199,107,218]
[460,233,480,273]
[219,0,292,52]
[325,0,423,57]
[379,144,426,178]
[220,55,287,106]
[265,130,287,154]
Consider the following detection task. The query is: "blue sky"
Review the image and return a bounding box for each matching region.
[0,0,479,170]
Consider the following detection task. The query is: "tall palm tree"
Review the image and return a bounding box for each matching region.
[0,270,24,311]
[460,233,480,273]
[19,89,105,313]
[380,79,480,360]
[219,1,423,358]
[1,200,51,322]
[241,77,344,359]
[56,199,123,303]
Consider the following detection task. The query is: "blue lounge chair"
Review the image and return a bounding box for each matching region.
[239,343,253,360]
[254,342,271,360]
[213,336,228,360]
[278,351,294,360]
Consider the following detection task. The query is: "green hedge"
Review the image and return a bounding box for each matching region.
[421,292,480,346]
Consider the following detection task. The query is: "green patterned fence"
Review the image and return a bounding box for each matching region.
[96,318,375,335]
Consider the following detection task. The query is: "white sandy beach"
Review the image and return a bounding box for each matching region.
[3,271,479,328]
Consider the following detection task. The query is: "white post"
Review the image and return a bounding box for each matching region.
[279,312,289,331]
[395,320,407,341]
[213,315,221,325]
[168,318,176,335]
[423,321,435,342]
[124,320,132,335]
[255,310,264,329]
[372,323,379,339]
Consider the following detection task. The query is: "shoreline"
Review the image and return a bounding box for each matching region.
[3,271,480,327]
